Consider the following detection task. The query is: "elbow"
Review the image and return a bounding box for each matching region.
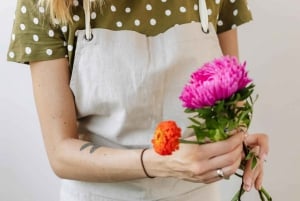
[50,159,68,179]
[47,141,73,180]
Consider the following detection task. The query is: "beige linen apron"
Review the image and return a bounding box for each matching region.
[63,0,223,200]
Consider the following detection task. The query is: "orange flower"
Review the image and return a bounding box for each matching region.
[151,120,181,155]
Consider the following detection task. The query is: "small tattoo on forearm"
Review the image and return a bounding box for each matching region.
[80,142,101,153]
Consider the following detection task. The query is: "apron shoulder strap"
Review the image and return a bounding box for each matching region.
[199,0,209,33]
[83,0,93,40]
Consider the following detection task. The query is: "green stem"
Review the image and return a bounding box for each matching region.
[231,188,245,201]
[179,139,205,144]
[260,187,272,201]
[258,190,266,201]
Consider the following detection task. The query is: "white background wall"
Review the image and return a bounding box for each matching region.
[1,0,299,200]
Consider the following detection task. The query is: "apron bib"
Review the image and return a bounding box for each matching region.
[64,1,223,200]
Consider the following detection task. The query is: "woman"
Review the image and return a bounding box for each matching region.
[7,0,269,200]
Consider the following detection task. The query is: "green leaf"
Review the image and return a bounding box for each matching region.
[251,156,258,169]
[245,151,254,160]
[214,100,225,112]
[184,108,196,113]
[188,117,202,126]
[196,107,213,118]
[191,126,207,143]
[209,128,227,141]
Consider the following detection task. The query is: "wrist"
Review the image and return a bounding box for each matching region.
[140,148,155,178]
[141,148,170,178]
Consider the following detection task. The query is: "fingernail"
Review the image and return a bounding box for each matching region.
[258,184,262,190]
[243,183,251,192]
[243,180,252,192]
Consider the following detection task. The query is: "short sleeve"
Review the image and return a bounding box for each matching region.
[7,0,67,64]
[216,0,252,34]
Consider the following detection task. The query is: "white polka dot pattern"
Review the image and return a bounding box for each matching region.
[46,49,53,56]
[73,0,79,7]
[111,5,117,12]
[73,15,80,22]
[33,18,39,24]
[134,19,141,26]
[123,7,130,13]
[20,24,26,31]
[21,6,27,14]
[39,6,45,13]
[33,34,39,42]
[194,4,199,11]
[207,9,212,16]
[179,7,187,13]
[233,9,238,16]
[146,4,152,11]
[116,21,123,27]
[48,30,55,37]
[7,0,252,65]
[9,52,15,59]
[150,18,157,26]
[68,45,73,52]
[165,10,171,16]
[91,12,97,20]
[61,26,68,33]
[25,47,32,55]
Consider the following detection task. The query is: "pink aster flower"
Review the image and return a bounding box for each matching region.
[179,56,252,109]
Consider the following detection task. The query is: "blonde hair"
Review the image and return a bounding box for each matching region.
[38,0,105,24]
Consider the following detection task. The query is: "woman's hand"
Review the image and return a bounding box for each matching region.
[144,132,245,183]
[242,133,269,191]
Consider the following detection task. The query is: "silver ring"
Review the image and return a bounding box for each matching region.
[217,168,224,178]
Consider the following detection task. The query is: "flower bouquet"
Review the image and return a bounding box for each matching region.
[152,56,271,201]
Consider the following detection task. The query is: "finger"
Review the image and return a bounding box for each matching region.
[242,148,261,192]
[186,154,242,184]
[244,133,269,161]
[243,161,254,191]
[203,156,242,184]
[251,152,264,190]
[254,166,264,190]
[199,132,244,158]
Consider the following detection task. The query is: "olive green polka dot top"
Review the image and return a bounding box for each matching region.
[7,0,252,67]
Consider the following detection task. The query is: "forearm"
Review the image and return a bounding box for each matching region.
[29,59,247,184]
[41,124,246,184]
[52,138,150,182]
[29,59,158,182]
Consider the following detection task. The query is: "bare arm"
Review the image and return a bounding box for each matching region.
[218,29,239,58]
[30,59,145,182]
[30,58,246,183]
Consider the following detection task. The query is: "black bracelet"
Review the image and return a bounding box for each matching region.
[140,148,155,179]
